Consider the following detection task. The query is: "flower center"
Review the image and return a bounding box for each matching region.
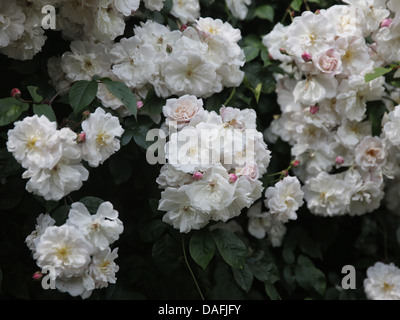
[26,135,38,150]
[56,246,70,261]
[383,282,394,292]
[100,260,111,272]
[96,131,110,146]
[83,58,94,70]
[174,104,195,120]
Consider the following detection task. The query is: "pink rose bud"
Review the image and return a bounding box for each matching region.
[137,100,144,109]
[11,88,21,98]
[381,18,392,28]
[302,52,312,62]
[32,272,43,281]
[282,170,288,177]
[180,25,187,32]
[76,132,86,144]
[310,105,319,114]
[292,160,300,167]
[229,174,238,183]
[335,156,345,166]
[315,9,321,15]
[193,172,203,181]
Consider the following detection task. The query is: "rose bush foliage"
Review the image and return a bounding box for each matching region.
[1,0,400,300]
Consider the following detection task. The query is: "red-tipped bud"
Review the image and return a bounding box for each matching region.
[335,156,345,166]
[381,18,392,28]
[180,25,187,32]
[193,172,203,181]
[11,88,21,98]
[76,132,86,144]
[315,9,321,15]
[310,105,319,114]
[302,52,312,62]
[292,160,300,167]
[32,271,43,281]
[229,174,238,183]
[137,100,144,109]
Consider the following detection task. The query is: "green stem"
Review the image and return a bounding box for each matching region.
[182,235,205,300]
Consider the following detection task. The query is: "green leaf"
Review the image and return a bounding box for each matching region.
[189,230,216,270]
[295,255,326,295]
[365,67,392,82]
[252,83,262,104]
[69,80,98,115]
[291,0,303,11]
[152,234,181,272]
[138,219,166,243]
[124,116,154,149]
[52,205,69,226]
[243,46,260,62]
[45,200,59,213]
[232,263,253,293]
[247,251,280,284]
[27,86,43,103]
[265,283,281,300]
[0,98,29,126]
[143,88,164,116]
[33,104,57,122]
[254,5,274,22]
[212,229,247,269]
[101,78,137,119]
[79,196,105,213]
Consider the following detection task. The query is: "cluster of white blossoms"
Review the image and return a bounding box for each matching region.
[263,0,400,217]
[247,175,304,247]
[49,17,245,111]
[26,201,123,299]
[6,107,124,201]
[156,95,271,233]
[0,1,47,60]
[364,262,400,300]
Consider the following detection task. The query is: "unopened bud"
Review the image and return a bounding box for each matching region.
[310,105,319,114]
[281,170,288,177]
[166,44,173,53]
[32,271,43,281]
[76,132,86,144]
[302,52,312,62]
[137,100,144,109]
[279,48,287,54]
[229,174,238,183]
[315,9,321,15]
[11,88,21,98]
[381,18,392,28]
[292,160,300,167]
[180,25,187,32]
[82,110,91,120]
[335,156,345,166]
[193,172,203,181]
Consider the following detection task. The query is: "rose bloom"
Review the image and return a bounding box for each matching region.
[163,95,204,129]
[315,48,342,77]
[235,161,259,181]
